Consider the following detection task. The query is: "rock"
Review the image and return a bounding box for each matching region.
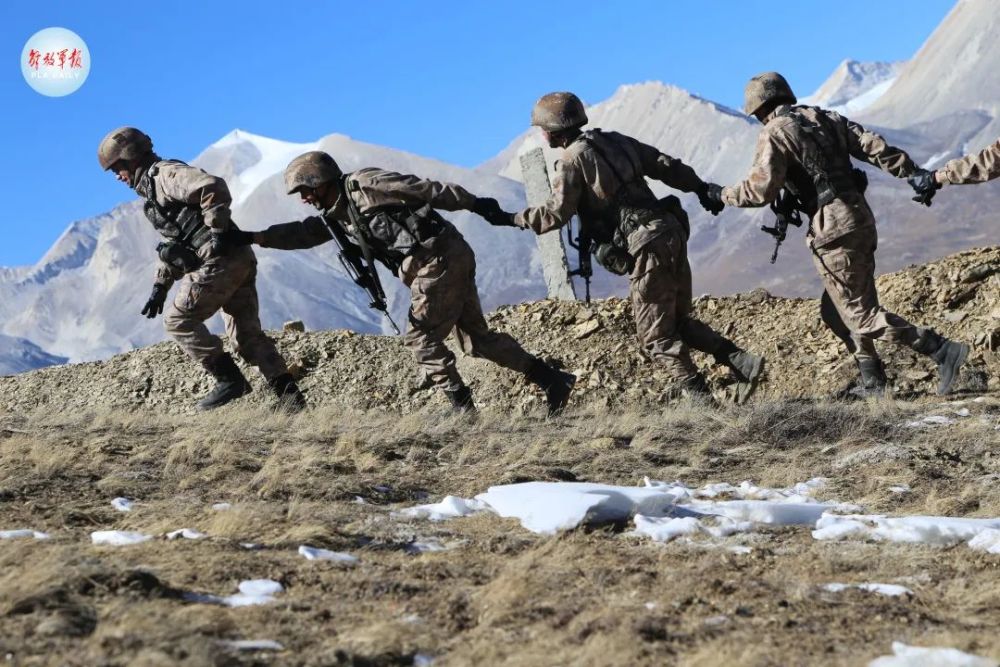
[572,319,602,340]
[742,288,771,305]
[283,320,306,333]
[943,310,968,323]
[960,263,999,284]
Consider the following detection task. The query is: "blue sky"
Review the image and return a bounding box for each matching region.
[1,0,953,267]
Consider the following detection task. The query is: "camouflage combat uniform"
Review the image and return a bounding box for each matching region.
[721,104,930,361]
[513,129,743,383]
[255,168,537,392]
[134,159,288,379]
[935,139,1000,184]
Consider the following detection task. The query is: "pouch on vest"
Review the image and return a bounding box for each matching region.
[594,242,635,276]
[157,241,202,274]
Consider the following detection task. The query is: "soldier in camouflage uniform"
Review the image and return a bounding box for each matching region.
[909,138,1000,202]
[484,92,765,403]
[221,151,575,414]
[98,127,304,411]
[702,73,970,396]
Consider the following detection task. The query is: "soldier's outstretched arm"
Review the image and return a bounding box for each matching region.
[252,216,341,251]
[844,118,918,178]
[512,156,583,235]
[934,138,1000,185]
[721,132,787,208]
[365,171,478,212]
[630,138,704,192]
[155,163,234,231]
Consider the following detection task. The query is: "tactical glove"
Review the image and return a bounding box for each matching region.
[141,284,169,319]
[472,197,518,227]
[218,228,255,250]
[908,169,941,207]
[697,182,725,216]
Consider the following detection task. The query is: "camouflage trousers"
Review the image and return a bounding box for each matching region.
[629,227,732,380]
[163,246,288,379]
[401,232,536,392]
[810,225,920,361]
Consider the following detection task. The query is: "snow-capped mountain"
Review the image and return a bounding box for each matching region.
[0,335,67,376]
[3,0,999,372]
[799,59,903,115]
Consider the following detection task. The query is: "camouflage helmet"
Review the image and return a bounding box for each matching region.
[284,151,343,194]
[98,126,153,170]
[531,92,588,132]
[743,72,797,116]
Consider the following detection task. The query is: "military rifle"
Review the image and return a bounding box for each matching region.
[565,219,592,303]
[761,189,804,264]
[318,214,401,335]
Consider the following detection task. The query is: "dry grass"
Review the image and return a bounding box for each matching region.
[1,397,999,666]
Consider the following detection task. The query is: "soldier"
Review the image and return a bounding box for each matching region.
[97,127,305,411]
[702,72,970,396]
[909,138,1000,202]
[482,92,765,402]
[220,151,575,414]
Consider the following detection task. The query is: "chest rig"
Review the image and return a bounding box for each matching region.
[140,161,216,273]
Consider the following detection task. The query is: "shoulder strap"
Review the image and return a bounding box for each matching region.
[580,131,641,196]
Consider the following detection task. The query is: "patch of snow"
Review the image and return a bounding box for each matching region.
[395,496,490,522]
[823,583,913,597]
[110,497,134,512]
[813,513,1000,550]
[211,503,232,511]
[890,484,911,494]
[166,528,206,540]
[90,530,152,546]
[413,654,435,667]
[969,528,1000,554]
[220,639,284,652]
[0,529,50,540]
[298,545,358,564]
[869,641,998,667]
[223,579,284,608]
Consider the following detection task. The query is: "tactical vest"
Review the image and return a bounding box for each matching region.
[576,131,687,275]
[776,106,867,216]
[140,160,216,273]
[340,174,448,272]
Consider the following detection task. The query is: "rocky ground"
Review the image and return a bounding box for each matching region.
[0,246,999,666]
[3,246,1000,416]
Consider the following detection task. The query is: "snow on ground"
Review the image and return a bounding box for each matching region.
[166,528,206,540]
[869,642,998,667]
[398,478,851,539]
[110,497,134,512]
[90,530,152,546]
[298,545,358,564]
[822,583,913,597]
[220,639,285,652]
[0,529,50,540]
[813,514,1000,550]
[188,579,285,608]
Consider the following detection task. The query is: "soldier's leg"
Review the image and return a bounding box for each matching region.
[402,250,469,407]
[163,254,253,409]
[674,255,764,402]
[630,235,701,386]
[448,238,575,413]
[812,227,967,394]
[220,251,303,410]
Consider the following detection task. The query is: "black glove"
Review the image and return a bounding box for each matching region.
[908,169,941,207]
[141,284,168,319]
[697,182,725,216]
[217,228,255,250]
[472,197,517,227]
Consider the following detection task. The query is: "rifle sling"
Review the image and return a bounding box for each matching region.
[340,177,388,302]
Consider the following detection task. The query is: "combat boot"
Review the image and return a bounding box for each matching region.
[912,329,970,395]
[444,386,476,413]
[714,345,765,404]
[526,358,577,415]
[845,358,888,399]
[197,353,252,410]
[268,373,307,413]
[676,373,715,404]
